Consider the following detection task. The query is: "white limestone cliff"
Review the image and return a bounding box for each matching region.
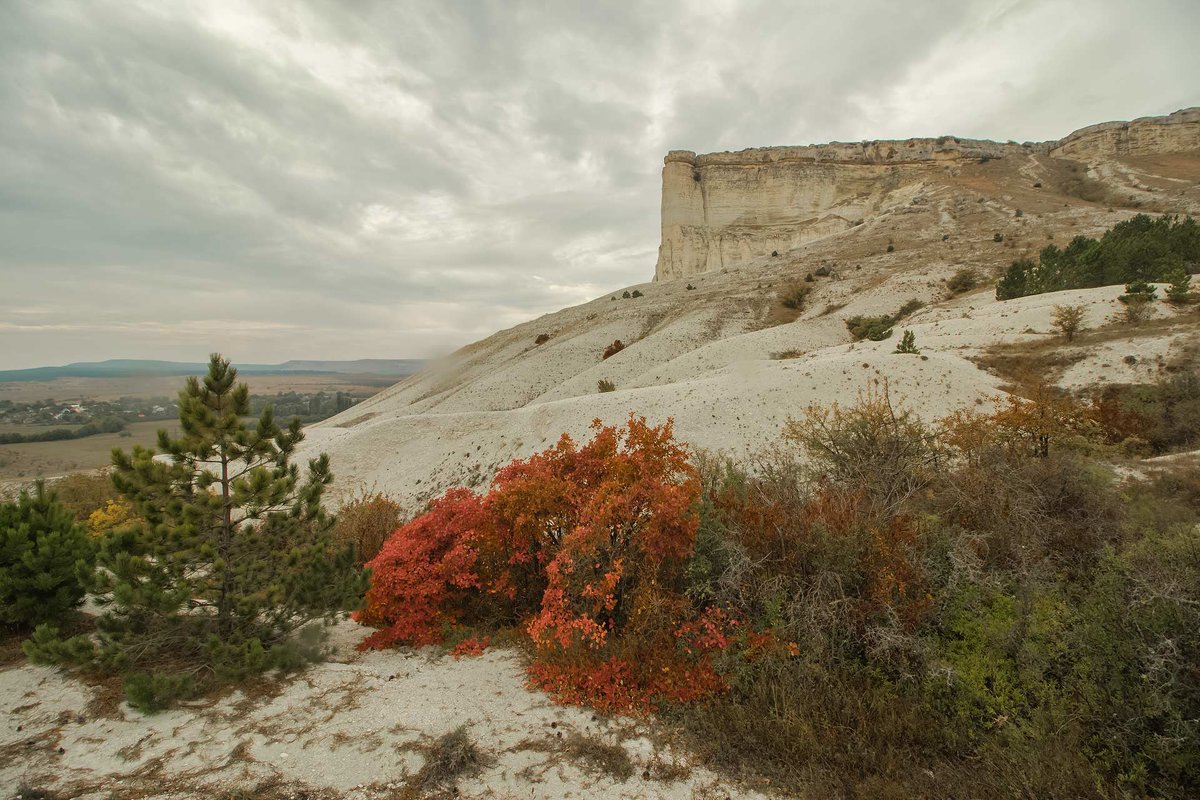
[654,108,1200,281]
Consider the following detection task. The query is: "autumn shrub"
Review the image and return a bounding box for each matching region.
[601,339,625,359]
[1051,303,1086,341]
[332,489,404,567]
[86,498,136,537]
[50,472,117,523]
[1083,364,1200,454]
[356,488,486,648]
[668,387,1199,797]
[359,416,718,712]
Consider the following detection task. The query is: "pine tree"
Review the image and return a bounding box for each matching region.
[1,482,95,629]
[1119,278,1158,304]
[893,330,920,354]
[26,354,365,711]
[1164,267,1192,304]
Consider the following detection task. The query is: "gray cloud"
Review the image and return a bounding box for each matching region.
[1,0,1196,368]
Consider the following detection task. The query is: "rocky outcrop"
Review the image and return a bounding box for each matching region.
[1051,107,1200,160]
[655,108,1200,281]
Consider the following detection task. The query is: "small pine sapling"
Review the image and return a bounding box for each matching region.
[893,330,920,354]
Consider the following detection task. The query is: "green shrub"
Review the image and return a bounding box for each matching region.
[845,314,895,341]
[597,379,616,393]
[1119,278,1158,304]
[1,483,95,629]
[895,298,925,319]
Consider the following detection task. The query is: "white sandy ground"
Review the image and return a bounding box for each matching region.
[2,618,769,800]
[297,276,1198,509]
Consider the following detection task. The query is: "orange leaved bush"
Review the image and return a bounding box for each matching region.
[356,415,720,712]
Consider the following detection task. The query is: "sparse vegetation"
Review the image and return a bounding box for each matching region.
[560,733,634,781]
[1051,303,1087,341]
[946,268,980,294]
[631,289,644,298]
[534,333,551,345]
[410,725,486,793]
[597,379,616,393]
[993,232,1004,242]
[779,282,813,311]
[895,298,924,319]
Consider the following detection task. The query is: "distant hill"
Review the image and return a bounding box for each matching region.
[0,359,425,382]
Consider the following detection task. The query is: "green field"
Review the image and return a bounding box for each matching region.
[0,419,182,480]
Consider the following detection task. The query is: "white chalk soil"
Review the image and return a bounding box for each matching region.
[2,619,768,800]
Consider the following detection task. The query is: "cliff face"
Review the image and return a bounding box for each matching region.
[655,108,1200,281]
[1051,107,1200,159]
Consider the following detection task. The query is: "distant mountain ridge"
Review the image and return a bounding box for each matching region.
[0,359,425,382]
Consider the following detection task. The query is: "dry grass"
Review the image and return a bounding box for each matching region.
[972,312,1196,387]
[331,488,404,566]
[514,731,635,783]
[407,725,487,795]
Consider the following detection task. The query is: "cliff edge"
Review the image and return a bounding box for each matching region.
[655,108,1200,280]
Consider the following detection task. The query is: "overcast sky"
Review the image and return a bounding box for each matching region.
[1,0,1196,369]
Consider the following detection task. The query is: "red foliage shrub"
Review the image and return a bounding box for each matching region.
[355,489,486,649]
[357,415,724,713]
[450,635,490,659]
[601,339,625,359]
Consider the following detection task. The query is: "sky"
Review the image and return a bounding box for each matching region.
[1,0,1197,369]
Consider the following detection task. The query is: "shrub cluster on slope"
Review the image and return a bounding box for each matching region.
[360,375,1200,796]
[844,298,924,341]
[996,213,1199,300]
[665,383,1199,798]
